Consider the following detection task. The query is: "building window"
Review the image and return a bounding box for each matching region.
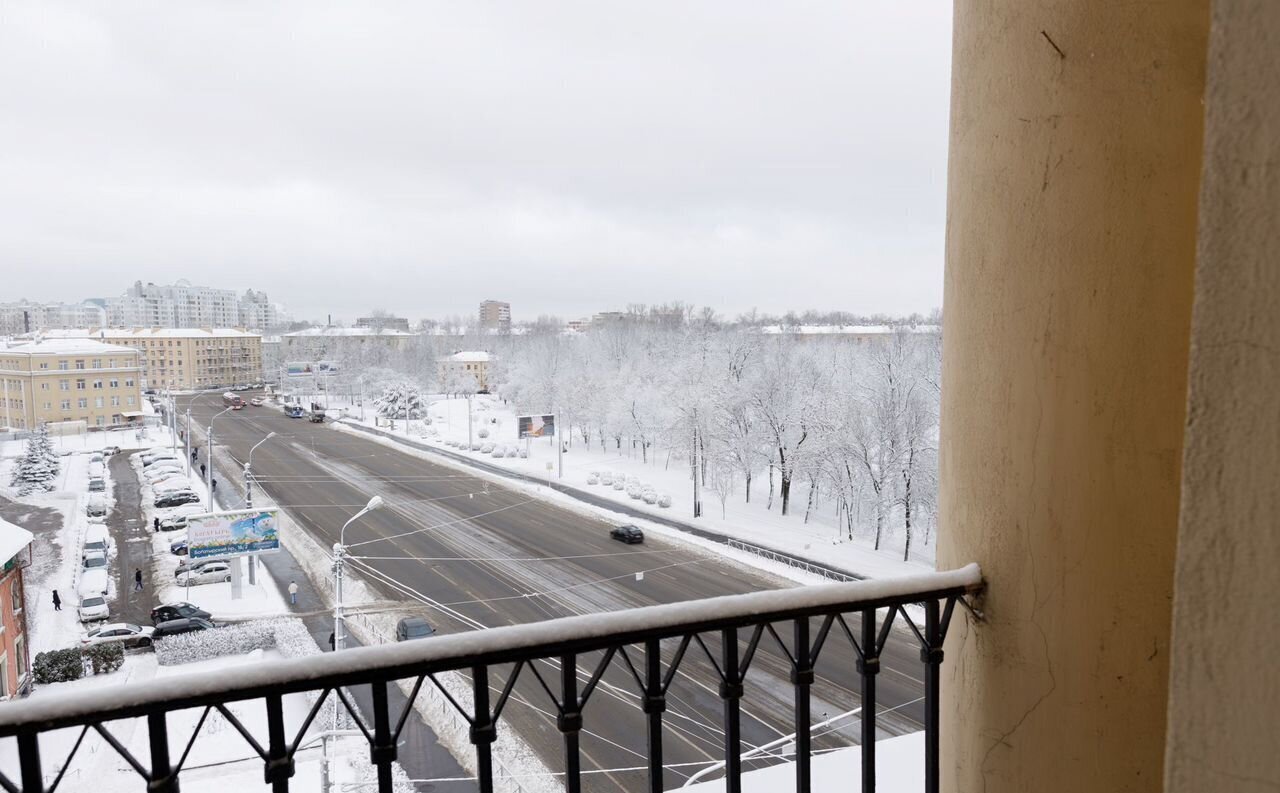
[125,378,134,387]
[59,380,68,391]
[74,360,85,370]
[40,383,48,391]
[77,398,87,409]
[0,656,8,699]
[43,402,50,410]
[57,361,68,371]
[38,363,48,370]
[95,416,105,427]
[10,585,20,614]
[91,359,101,368]
[60,400,70,411]
[110,396,120,406]
[109,379,118,388]
[108,359,116,368]
[76,379,85,390]
[92,380,102,389]
[127,396,135,406]
[94,397,104,408]
[14,636,25,682]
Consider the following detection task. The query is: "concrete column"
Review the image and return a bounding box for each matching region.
[938,2,1208,792]
[1164,2,1280,791]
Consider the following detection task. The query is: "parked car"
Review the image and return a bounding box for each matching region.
[150,477,192,493]
[609,524,645,544]
[77,595,109,623]
[152,617,217,639]
[89,452,103,464]
[156,491,201,508]
[81,554,107,571]
[102,445,121,456]
[150,602,211,625]
[395,616,436,641]
[87,461,105,478]
[142,454,179,468]
[176,561,232,586]
[250,397,264,406]
[88,477,106,492]
[81,623,154,649]
[78,569,108,598]
[86,494,107,517]
[144,463,185,477]
[170,539,188,555]
[84,525,111,557]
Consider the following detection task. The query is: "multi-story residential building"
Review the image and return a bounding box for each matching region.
[355,315,411,332]
[105,280,262,329]
[437,351,491,392]
[279,327,414,373]
[478,300,511,331]
[0,301,107,336]
[0,519,32,701]
[0,339,143,430]
[41,328,263,391]
[238,290,284,330]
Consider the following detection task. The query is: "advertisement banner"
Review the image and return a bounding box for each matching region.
[518,414,556,438]
[187,509,282,560]
[286,362,314,378]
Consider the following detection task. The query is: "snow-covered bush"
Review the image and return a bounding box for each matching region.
[477,428,490,439]
[586,473,599,485]
[626,485,642,499]
[491,448,505,458]
[33,648,83,684]
[658,494,673,508]
[600,473,614,485]
[505,448,517,458]
[83,643,124,675]
[471,443,482,451]
[10,424,60,495]
[643,491,658,504]
[480,443,495,454]
[374,382,426,420]
[155,618,313,665]
[612,480,625,491]
[517,448,528,458]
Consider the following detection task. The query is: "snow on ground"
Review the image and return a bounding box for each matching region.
[681,731,924,793]
[323,394,932,580]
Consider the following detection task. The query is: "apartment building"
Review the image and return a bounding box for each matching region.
[478,300,511,331]
[0,301,107,336]
[0,340,143,431]
[103,281,285,330]
[108,328,262,390]
[0,519,33,700]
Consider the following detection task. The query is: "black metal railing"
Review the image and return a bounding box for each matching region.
[0,565,982,793]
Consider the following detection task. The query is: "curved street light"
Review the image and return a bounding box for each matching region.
[333,495,385,653]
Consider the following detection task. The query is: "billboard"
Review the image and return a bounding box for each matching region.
[518,414,556,438]
[286,361,339,378]
[187,509,282,560]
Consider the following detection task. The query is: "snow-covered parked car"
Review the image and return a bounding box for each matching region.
[77,594,109,623]
[156,491,201,508]
[82,554,107,571]
[86,494,108,517]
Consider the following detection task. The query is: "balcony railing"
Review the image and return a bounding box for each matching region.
[0,565,982,793]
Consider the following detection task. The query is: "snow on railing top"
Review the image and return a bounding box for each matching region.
[0,564,981,732]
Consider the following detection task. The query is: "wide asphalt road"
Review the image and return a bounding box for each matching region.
[186,393,929,791]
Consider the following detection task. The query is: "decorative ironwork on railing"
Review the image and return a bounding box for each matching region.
[0,565,982,793]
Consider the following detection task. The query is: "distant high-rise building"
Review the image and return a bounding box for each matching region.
[0,300,106,336]
[103,280,284,330]
[238,289,282,330]
[479,300,511,331]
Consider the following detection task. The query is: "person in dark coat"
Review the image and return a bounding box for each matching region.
[154,517,160,532]
[200,463,207,477]
[134,568,144,591]
[52,590,61,611]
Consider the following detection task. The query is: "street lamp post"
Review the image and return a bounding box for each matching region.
[205,406,233,511]
[332,495,384,653]
[244,431,275,587]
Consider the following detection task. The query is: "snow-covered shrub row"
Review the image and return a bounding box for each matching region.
[33,648,83,684]
[155,618,315,666]
[477,428,490,439]
[82,643,124,675]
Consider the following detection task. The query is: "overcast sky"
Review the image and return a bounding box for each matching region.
[0,2,952,323]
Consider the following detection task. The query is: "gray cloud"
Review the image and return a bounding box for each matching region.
[0,2,951,321]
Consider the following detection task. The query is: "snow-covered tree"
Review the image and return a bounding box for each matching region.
[374,381,426,419]
[10,424,60,495]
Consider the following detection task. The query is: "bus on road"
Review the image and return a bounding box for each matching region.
[222,392,245,410]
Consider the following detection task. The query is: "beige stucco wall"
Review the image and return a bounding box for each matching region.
[1163,2,1280,791]
[938,2,1208,791]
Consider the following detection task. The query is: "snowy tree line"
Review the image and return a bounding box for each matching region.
[495,317,941,561]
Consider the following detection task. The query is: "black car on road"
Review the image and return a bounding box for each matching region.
[152,617,217,639]
[610,524,645,544]
[150,602,212,625]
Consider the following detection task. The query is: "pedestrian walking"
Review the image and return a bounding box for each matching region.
[191,449,198,462]
[328,632,335,651]
[134,568,143,592]
[52,590,61,611]
[211,478,218,491]
[200,463,207,477]
[154,516,160,533]
[288,580,299,605]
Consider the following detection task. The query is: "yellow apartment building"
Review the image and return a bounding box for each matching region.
[0,340,143,431]
[43,328,263,391]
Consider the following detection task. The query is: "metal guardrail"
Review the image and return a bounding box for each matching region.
[724,539,863,582]
[0,565,982,793]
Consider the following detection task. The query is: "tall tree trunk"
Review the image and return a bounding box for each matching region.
[691,423,702,518]
[804,481,816,523]
[744,472,752,504]
[767,464,775,510]
[780,473,792,516]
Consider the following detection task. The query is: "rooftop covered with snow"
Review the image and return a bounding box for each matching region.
[3,338,139,356]
[0,518,34,565]
[442,350,491,362]
[38,328,261,340]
